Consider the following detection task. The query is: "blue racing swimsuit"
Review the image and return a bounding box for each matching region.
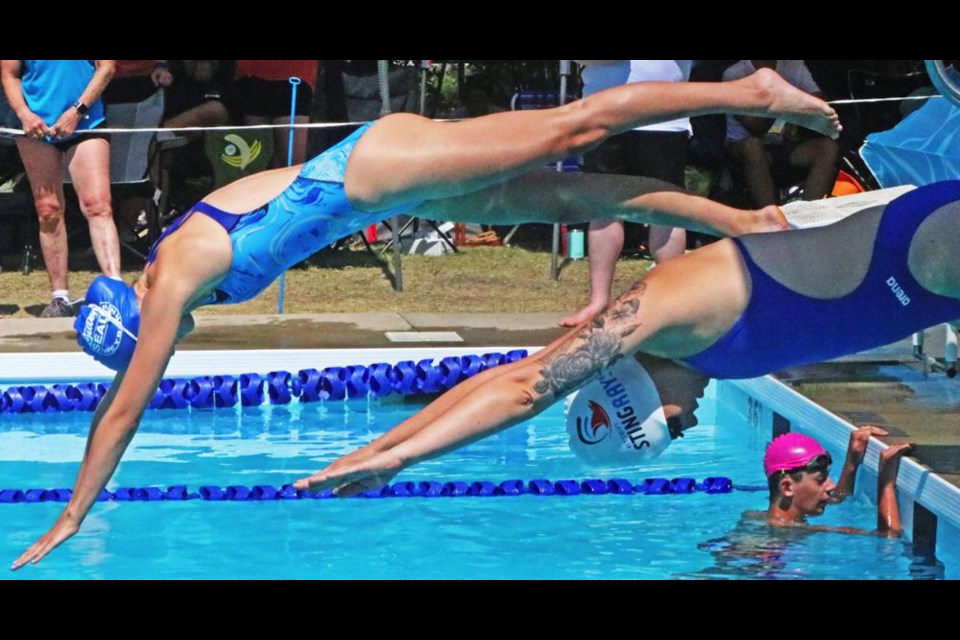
[147,122,419,305]
[683,181,960,379]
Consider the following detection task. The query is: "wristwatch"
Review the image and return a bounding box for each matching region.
[72,101,89,118]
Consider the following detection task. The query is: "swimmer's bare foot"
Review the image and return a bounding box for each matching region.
[727,205,789,237]
[558,301,607,328]
[750,68,842,140]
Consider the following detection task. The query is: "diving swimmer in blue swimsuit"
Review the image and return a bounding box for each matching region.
[295,181,960,499]
[684,181,960,378]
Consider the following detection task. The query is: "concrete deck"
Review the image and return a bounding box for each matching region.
[1,313,957,489]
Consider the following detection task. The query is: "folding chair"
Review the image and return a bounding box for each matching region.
[0,166,38,275]
[1,96,38,273]
[202,128,274,190]
[62,88,168,260]
[156,127,273,230]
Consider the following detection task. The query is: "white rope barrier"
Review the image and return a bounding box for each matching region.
[0,95,943,138]
[827,94,942,105]
[0,120,371,137]
[0,118,468,138]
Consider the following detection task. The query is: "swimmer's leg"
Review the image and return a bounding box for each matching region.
[345,68,839,210]
[410,169,788,238]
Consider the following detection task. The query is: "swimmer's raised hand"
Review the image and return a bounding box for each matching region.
[832,425,889,503]
[847,425,888,466]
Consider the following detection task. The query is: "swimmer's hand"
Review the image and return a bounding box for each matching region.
[847,425,888,467]
[832,425,889,504]
[293,451,406,498]
[10,511,80,571]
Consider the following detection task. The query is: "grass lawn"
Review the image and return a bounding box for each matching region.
[0,244,655,318]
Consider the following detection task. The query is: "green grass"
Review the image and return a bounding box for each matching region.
[0,245,654,318]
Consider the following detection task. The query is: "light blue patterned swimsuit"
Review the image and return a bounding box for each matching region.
[147,123,420,304]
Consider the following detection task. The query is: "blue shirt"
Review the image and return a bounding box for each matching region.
[20,60,105,139]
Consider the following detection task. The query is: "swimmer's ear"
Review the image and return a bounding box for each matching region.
[778,475,796,498]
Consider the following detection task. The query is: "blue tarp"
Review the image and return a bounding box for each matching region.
[861,97,960,187]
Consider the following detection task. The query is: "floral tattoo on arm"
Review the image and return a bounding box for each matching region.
[533,282,646,396]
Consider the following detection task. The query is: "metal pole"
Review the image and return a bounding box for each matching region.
[277,76,302,314]
[551,60,571,280]
[378,60,403,292]
[419,60,430,116]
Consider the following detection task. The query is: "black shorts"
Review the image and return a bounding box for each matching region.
[582,129,689,186]
[102,76,158,105]
[164,80,231,121]
[223,77,314,120]
[50,124,109,152]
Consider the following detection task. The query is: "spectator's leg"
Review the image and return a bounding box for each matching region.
[559,219,624,327]
[649,225,687,262]
[789,136,840,201]
[729,136,777,207]
[66,137,121,278]
[154,100,231,185]
[558,135,626,328]
[638,131,691,263]
[270,114,309,168]
[16,137,69,294]
[240,115,274,167]
[164,100,230,139]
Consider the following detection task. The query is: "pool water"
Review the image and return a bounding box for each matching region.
[0,388,950,579]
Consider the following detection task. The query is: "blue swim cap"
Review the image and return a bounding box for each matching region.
[74,276,141,371]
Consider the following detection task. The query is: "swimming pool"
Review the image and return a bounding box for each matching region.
[1,348,957,579]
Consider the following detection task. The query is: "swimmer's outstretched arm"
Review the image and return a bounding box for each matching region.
[831,426,889,504]
[309,325,585,478]
[9,287,188,570]
[294,283,681,496]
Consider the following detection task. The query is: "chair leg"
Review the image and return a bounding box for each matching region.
[502,225,521,247]
[426,220,458,253]
[380,217,417,253]
[19,211,37,276]
[945,324,958,378]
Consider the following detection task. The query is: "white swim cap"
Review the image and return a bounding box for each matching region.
[565,356,671,465]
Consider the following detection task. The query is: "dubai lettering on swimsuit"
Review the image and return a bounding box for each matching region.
[886,276,911,306]
[598,371,651,450]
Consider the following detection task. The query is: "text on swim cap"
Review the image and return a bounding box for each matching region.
[598,371,651,450]
[82,303,124,356]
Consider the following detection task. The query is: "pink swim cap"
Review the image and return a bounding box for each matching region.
[763,433,829,478]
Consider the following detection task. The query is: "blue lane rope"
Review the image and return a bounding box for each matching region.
[0,350,529,415]
[0,477,758,504]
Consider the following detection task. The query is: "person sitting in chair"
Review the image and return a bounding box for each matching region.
[723,60,840,208]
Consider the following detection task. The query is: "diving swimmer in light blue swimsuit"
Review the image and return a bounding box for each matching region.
[146,122,416,305]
